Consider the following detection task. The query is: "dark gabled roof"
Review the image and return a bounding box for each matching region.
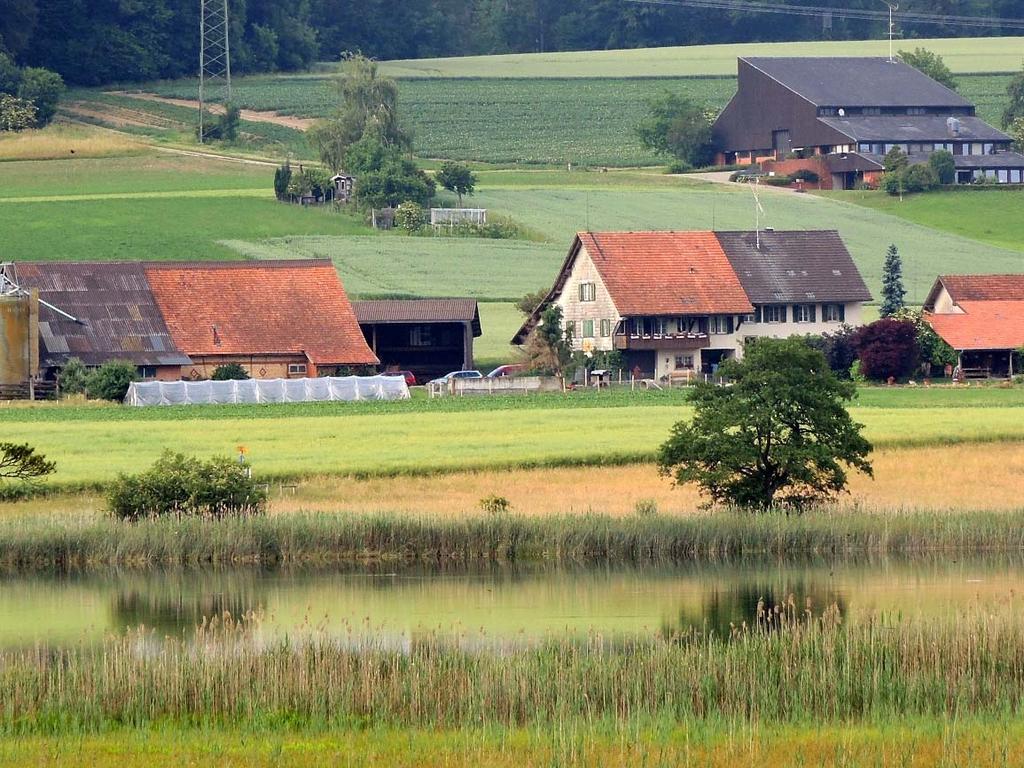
[741,57,972,109]
[715,230,873,305]
[819,114,1010,143]
[13,262,191,369]
[353,299,482,337]
[950,151,1024,169]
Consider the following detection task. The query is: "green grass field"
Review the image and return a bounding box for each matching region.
[0,387,1021,488]
[376,36,1024,78]
[834,187,1024,254]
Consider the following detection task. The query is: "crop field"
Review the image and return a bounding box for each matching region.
[0,385,1022,489]
[138,73,1010,166]
[834,187,1024,254]
[0,123,147,162]
[375,36,1024,78]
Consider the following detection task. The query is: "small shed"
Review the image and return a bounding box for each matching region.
[331,173,355,203]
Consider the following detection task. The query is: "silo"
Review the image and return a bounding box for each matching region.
[0,291,38,386]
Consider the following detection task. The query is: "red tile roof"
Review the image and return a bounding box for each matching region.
[579,232,754,316]
[938,274,1024,303]
[144,260,378,366]
[926,301,1024,351]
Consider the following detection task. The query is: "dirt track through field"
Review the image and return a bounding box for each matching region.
[107,92,316,131]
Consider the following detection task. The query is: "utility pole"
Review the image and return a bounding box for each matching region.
[199,0,231,143]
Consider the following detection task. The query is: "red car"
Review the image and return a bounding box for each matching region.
[385,370,417,386]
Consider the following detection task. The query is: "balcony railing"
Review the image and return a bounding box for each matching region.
[614,333,710,351]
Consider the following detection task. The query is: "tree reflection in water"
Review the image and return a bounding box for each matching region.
[661,581,847,641]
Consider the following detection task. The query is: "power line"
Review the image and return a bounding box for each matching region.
[624,0,1024,30]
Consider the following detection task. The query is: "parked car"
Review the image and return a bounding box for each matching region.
[387,370,416,386]
[486,364,526,378]
[427,370,483,387]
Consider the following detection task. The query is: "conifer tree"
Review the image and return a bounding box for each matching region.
[880,244,906,317]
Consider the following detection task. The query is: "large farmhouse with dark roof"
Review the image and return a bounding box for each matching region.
[713,57,1024,189]
[515,230,871,381]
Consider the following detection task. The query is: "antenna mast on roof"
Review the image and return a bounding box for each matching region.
[748,177,766,249]
[880,0,899,62]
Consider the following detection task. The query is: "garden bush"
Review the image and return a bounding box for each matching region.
[108,451,267,521]
[211,363,250,381]
[86,360,137,402]
[854,319,920,381]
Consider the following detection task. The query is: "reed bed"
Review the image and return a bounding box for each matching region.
[4,607,1024,734]
[2,508,1024,570]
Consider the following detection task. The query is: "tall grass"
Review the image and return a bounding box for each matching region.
[0,124,145,161]
[4,606,1024,734]
[3,508,1024,570]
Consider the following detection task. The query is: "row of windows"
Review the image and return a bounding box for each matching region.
[760,304,844,324]
[567,319,613,338]
[973,169,1024,183]
[858,142,999,157]
[820,107,942,117]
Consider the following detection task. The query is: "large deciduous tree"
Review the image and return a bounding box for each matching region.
[436,161,476,207]
[853,318,920,381]
[636,92,715,169]
[898,48,958,91]
[1003,63,1024,128]
[657,338,873,511]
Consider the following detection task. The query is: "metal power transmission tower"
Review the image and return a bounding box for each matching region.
[199,0,231,143]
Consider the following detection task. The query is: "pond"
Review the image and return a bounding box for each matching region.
[1,555,1021,649]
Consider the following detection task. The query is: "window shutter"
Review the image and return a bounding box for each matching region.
[754,306,762,323]
[839,304,846,322]
[727,317,735,334]
[578,284,584,301]
[810,305,817,322]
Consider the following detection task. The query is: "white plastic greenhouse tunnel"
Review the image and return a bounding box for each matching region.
[123,375,411,406]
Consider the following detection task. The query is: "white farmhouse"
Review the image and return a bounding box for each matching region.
[514,230,872,380]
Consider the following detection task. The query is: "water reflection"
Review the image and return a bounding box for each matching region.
[661,581,847,640]
[0,555,1021,650]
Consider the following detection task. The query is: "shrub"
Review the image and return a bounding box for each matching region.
[479,494,511,515]
[806,326,858,379]
[902,164,938,193]
[211,363,250,381]
[17,67,64,126]
[762,175,792,187]
[665,159,690,174]
[108,451,267,521]
[273,160,292,200]
[928,150,956,185]
[58,357,89,395]
[790,169,819,183]
[854,319,920,381]
[0,93,36,131]
[86,360,137,402]
[395,201,426,231]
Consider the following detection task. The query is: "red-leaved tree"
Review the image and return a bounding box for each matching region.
[854,318,920,380]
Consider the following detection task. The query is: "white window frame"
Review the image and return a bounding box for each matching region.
[822,304,843,323]
[674,354,694,370]
[793,304,814,323]
[578,282,596,302]
[288,363,307,376]
[763,305,785,324]
[600,319,611,337]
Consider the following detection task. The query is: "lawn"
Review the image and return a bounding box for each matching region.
[832,187,1024,254]
[475,302,523,365]
[375,36,1024,78]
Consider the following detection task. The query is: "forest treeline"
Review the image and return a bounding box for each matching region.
[1,0,1023,86]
